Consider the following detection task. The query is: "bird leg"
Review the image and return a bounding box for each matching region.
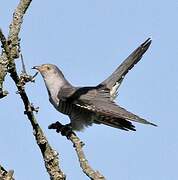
[60,123,73,137]
[48,121,75,138]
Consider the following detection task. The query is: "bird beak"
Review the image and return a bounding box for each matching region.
[32,66,40,70]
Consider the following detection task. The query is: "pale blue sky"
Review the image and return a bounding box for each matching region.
[0,1,178,180]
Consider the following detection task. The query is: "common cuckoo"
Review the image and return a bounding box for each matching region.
[33,38,156,131]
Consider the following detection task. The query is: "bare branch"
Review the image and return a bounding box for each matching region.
[49,122,106,180]
[0,0,66,179]
[0,164,14,180]
[8,0,32,60]
[0,29,8,98]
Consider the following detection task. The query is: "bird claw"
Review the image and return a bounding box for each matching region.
[48,121,75,138]
[60,124,74,138]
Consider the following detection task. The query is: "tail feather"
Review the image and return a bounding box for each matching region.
[85,99,157,128]
[95,116,136,131]
[95,114,157,131]
[131,116,157,127]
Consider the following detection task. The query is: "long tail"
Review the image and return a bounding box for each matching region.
[92,101,157,131]
[99,38,152,98]
[95,116,137,131]
[95,114,157,131]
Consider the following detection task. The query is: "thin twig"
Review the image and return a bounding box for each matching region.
[49,122,106,180]
[20,53,26,74]
[18,54,38,85]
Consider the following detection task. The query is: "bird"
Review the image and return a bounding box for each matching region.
[33,38,156,131]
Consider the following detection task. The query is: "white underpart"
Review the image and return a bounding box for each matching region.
[110,75,125,100]
[43,74,63,106]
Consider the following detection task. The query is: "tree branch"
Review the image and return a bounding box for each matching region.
[49,122,106,180]
[8,0,32,60]
[0,0,66,179]
[0,29,8,99]
[0,164,14,180]
[0,62,8,98]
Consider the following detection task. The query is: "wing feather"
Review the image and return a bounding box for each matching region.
[98,38,152,98]
[58,86,156,131]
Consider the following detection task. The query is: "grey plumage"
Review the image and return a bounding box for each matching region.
[33,38,157,131]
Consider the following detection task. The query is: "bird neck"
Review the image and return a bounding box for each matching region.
[43,74,71,104]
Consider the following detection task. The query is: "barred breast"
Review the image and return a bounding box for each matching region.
[58,100,74,115]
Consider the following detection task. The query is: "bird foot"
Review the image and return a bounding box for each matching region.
[61,124,74,138]
[48,121,75,138]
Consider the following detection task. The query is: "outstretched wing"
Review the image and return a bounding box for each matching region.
[99,38,152,99]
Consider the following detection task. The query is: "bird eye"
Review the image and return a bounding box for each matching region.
[47,66,51,70]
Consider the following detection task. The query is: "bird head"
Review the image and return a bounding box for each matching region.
[32,64,65,79]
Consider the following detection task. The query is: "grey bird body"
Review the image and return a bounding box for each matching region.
[34,38,156,131]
